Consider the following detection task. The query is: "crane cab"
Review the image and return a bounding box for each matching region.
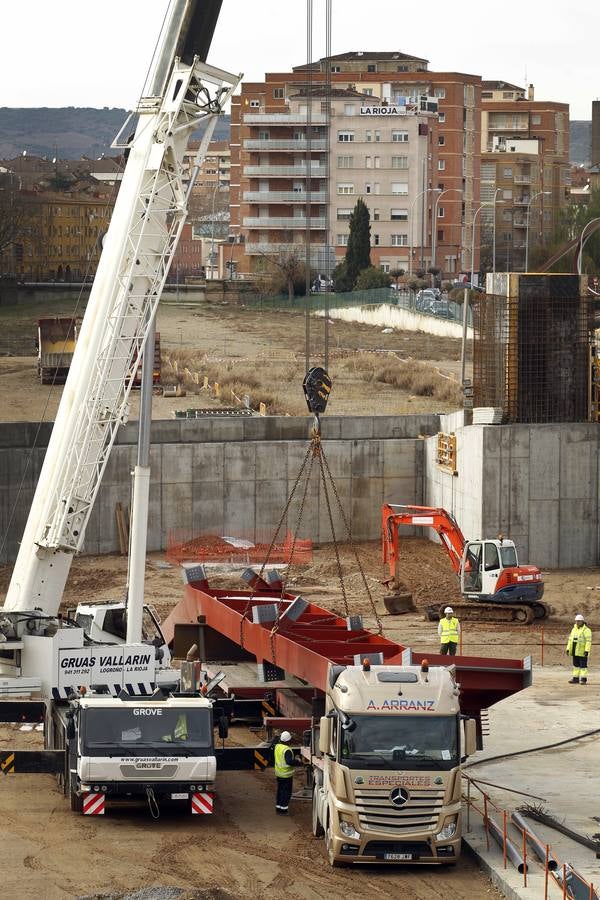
[72,602,171,669]
[460,539,543,602]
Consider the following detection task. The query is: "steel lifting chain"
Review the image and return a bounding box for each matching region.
[316,435,350,620]
[319,444,383,635]
[239,441,313,650]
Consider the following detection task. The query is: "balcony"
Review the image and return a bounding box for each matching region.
[244,165,328,177]
[488,121,529,131]
[513,219,528,228]
[244,139,328,151]
[246,242,328,257]
[243,191,328,203]
[514,175,532,184]
[513,196,531,206]
[243,217,327,229]
[243,113,328,125]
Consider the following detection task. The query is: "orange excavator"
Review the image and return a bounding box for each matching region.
[382,504,548,625]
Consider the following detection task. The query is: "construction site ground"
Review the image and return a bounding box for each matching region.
[0,293,468,421]
[1,540,597,899]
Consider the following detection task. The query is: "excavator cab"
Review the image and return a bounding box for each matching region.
[460,540,506,595]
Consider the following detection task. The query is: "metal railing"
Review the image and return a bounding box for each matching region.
[243,139,328,151]
[242,217,327,229]
[244,165,328,177]
[243,113,328,124]
[463,775,598,899]
[243,191,328,203]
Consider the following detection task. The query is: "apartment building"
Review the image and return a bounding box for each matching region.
[184,139,231,190]
[480,82,570,270]
[229,53,482,279]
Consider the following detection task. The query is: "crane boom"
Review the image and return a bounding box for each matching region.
[4,0,240,615]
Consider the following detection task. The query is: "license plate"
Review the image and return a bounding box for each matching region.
[171,792,189,800]
[384,852,413,861]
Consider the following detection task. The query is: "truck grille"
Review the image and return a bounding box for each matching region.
[354,788,444,833]
[119,765,178,779]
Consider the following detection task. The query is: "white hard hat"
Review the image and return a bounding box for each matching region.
[280,730,292,743]
[444,606,454,614]
[575,614,585,622]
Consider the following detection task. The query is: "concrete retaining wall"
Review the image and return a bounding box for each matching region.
[425,421,600,568]
[0,415,439,564]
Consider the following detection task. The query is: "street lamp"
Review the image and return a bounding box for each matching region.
[470,200,504,288]
[525,190,551,272]
[408,187,441,277]
[431,188,462,278]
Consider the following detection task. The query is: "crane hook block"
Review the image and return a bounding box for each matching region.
[303,367,332,415]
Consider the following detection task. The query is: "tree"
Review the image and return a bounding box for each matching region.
[259,249,304,300]
[389,267,405,289]
[355,266,391,290]
[528,191,600,274]
[345,198,371,287]
[332,259,353,293]
[0,174,26,275]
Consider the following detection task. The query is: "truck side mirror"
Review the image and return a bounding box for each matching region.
[463,718,477,758]
[218,715,229,740]
[318,716,331,754]
[66,718,76,741]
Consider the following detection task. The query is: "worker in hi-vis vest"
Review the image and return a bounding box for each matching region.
[273,730,299,815]
[566,614,592,684]
[438,606,460,655]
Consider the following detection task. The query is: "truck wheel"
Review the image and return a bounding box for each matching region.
[70,789,83,813]
[312,786,324,837]
[325,816,343,867]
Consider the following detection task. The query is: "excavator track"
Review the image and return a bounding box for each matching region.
[425,601,550,626]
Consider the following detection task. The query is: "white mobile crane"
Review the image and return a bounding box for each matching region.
[0,0,241,815]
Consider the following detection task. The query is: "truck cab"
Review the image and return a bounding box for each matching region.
[311,662,477,866]
[52,693,217,814]
[459,539,543,603]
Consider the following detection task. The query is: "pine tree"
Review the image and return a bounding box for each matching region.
[345,198,371,287]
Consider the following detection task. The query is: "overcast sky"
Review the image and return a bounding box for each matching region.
[1,1,596,119]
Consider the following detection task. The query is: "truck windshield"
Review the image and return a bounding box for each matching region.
[339,715,458,770]
[82,707,212,756]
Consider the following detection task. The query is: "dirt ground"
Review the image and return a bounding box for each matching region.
[0,541,594,899]
[0,293,469,420]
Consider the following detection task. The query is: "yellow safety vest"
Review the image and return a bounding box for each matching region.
[440,617,459,643]
[566,625,592,656]
[274,742,294,778]
[162,713,188,742]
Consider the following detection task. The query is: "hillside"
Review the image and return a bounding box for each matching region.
[0,107,231,160]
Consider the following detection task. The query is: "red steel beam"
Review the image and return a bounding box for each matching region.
[163,583,531,717]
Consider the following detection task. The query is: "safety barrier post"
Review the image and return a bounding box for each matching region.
[541,627,544,667]
[466,778,471,832]
[544,844,549,900]
[483,794,490,851]
[503,810,508,868]
[563,864,567,899]
[522,828,527,887]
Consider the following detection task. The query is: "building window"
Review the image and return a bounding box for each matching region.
[438,206,445,218]
[344,104,356,116]
[437,229,444,241]
[365,183,372,194]
[503,167,513,177]
[338,131,355,142]
[503,189,513,199]
[438,135,445,146]
[438,159,446,171]
[397,65,408,72]
[374,234,380,245]
[367,64,377,72]
[391,208,408,220]
[392,130,409,142]
[391,182,408,195]
[373,208,380,220]
[437,183,444,191]
[381,262,390,272]
[320,101,331,114]
[363,88,373,96]
[337,209,352,220]
[331,65,341,73]
[272,88,284,99]
[502,91,513,99]
[391,234,408,246]
[374,156,380,168]
[438,112,446,123]
[531,114,541,125]
[250,99,260,108]
[433,87,446,98]
[258,130,269,140]
[482,91,493,99]
[337,183,355,194]
[366,156,372,168]
[391,156,408,169]
[337,156,353,168]
[502,232,513,242]
[366,130,372,142]
[374,130,381,142]
[337,233,349,245]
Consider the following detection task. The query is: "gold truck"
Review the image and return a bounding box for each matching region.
[309,660,477,866]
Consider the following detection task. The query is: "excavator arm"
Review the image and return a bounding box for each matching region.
[381,503,467,589]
